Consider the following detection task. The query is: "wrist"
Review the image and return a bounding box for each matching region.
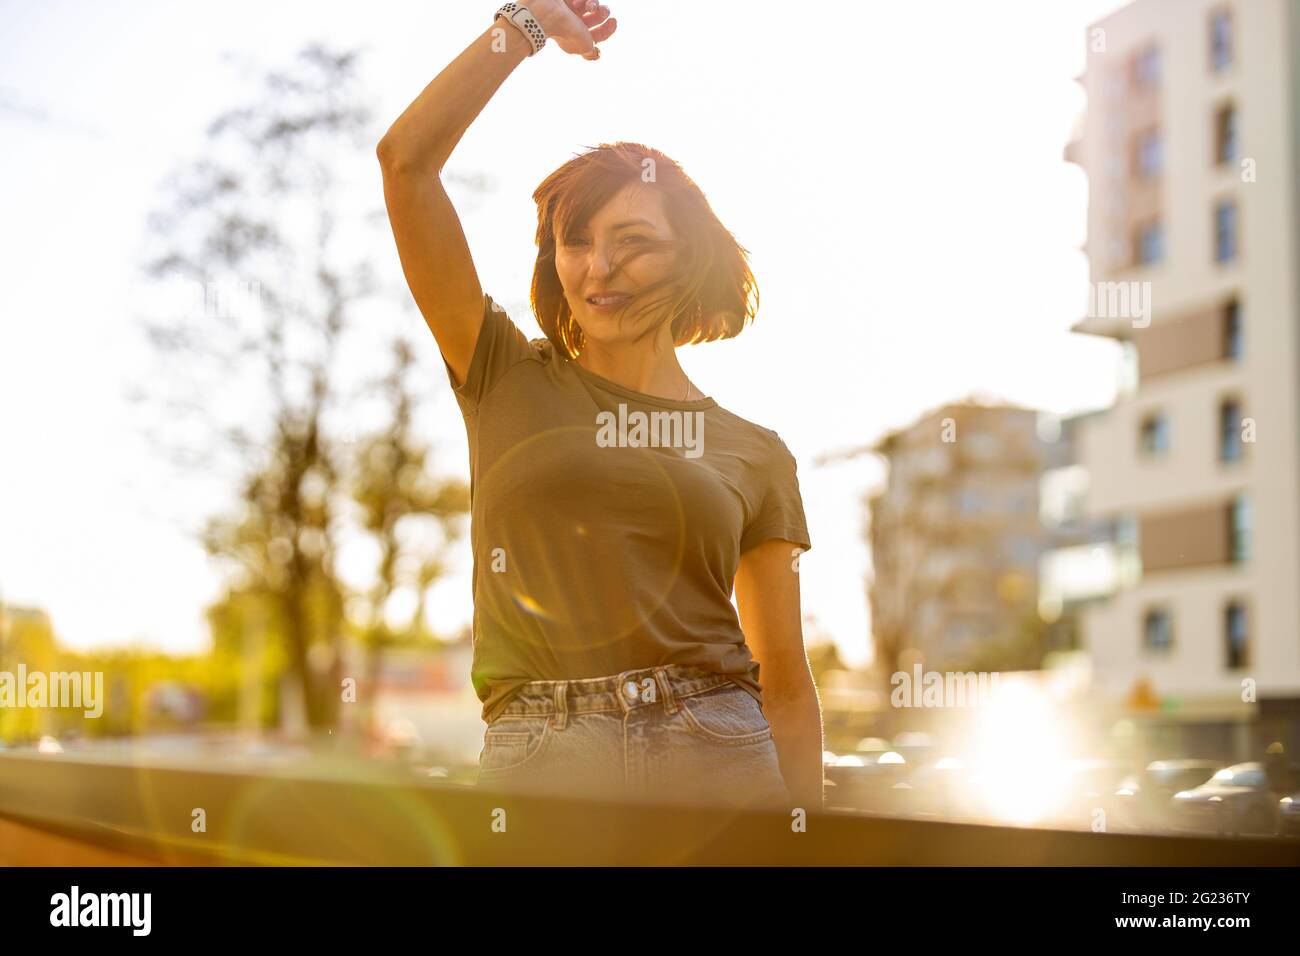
[494,3,548,57]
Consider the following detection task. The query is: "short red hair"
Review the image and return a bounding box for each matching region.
[529,141,759,359]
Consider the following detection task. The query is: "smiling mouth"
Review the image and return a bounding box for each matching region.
[586,293,631,306]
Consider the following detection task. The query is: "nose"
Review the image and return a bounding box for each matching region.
[585,243,615,280]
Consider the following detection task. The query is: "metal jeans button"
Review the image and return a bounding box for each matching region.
[622,680,640,701]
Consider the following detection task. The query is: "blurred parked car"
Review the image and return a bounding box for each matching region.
[1049,757,1133,831]
[889,731,936,762]
[1279,793,1300,838]
[1171,762,1280,837]
[823,749,909,812]
[888,757,983,822]
[1112,759,1222,833]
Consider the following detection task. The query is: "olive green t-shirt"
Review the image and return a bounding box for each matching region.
[442,292,813,724]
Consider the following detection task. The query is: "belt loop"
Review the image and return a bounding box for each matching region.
[552,681,568,731]
[655,665,680,715]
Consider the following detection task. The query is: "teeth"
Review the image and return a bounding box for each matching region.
[589,295,627,305]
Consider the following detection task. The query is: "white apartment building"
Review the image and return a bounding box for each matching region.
[1066,0,1300,759]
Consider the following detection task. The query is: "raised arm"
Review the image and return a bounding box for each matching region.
[376,1,617,388]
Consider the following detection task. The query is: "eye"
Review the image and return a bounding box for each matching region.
[621,234,647,243]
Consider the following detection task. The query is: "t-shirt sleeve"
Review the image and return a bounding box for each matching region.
[441,292,536,413]
[739,433,813,555]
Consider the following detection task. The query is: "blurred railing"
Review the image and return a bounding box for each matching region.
[1,751,1298,866]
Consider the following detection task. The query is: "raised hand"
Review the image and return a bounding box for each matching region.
[525,0,617,60]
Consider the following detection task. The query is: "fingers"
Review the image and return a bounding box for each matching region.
[562,0,615,60]
[572,0,613,29]
[565,0,599,20]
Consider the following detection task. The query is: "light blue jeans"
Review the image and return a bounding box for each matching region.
[475,663,791,810]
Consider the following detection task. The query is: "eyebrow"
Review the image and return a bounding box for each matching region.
[570,218,655,233]
[562,217,657,238]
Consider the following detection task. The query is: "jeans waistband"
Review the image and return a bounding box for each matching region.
[494,663,736,729]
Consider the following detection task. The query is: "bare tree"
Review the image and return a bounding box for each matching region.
[348,337,469,739]
[133,44,380,736]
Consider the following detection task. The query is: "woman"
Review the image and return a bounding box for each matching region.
[378,0,823,811]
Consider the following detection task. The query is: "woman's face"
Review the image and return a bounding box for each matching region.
[554,181,680,349]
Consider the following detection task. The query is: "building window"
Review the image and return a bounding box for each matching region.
[1139,413,1170,456]
[1132,44,1161,90]
[1210,9,1233,72]
[1135,220,1164,265]
[1224,601,1248,668]
[1118,340,1140,394]
[1222,299,1242,359]
[1214,103,1237,165]
[1007,535,1038,567]
[1116,513,1139,551]
[1116,512,1141,586]
[1219,398,1242,462]
[965,432,1001,461]
[1229,493,1251,562]
[1135,127,1162,178]
[1143,607,1173,651]
[1214,199,1238,263]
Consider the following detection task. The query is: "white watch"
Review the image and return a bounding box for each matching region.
[494,3,548,56]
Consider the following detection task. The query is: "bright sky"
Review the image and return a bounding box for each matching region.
[0,0,1129,667]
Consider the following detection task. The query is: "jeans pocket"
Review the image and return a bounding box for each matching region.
[676,684,773,745]
[478,714,554,775]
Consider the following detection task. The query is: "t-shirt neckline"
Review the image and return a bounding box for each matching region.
[565,355,717,410]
